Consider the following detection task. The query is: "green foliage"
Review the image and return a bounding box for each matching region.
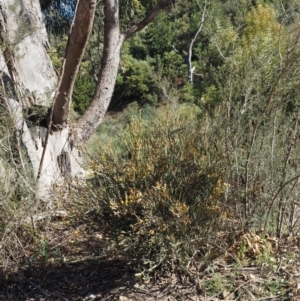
[73,106,227,270]
[263,279,287,296]
[238,2,287,73]
[47,36,68,71]
[206,3,300,234]
[115,52,158,107]
[45,0,300,117]
[120,0,146,29]
[202,274,224,296]
[79,1,300,262]
[199,85,220,111]
[115,1,220,108]
[73,62,96,115]
[137,12,175,58]
[4,0,300,282]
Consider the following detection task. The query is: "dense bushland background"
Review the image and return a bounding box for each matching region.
[2,1,300,298]
[72,0,300,270]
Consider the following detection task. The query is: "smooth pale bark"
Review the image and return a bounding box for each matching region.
[187,0,207,84]
[0,0,56,100]
[0,0,83,201]
[0,0,171,202]
[75,0,124,143]
[75,0,170,143]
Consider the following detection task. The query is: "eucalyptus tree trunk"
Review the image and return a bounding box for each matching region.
[0,0,171,202]
[0,0,84,201]
[75,0,170,142]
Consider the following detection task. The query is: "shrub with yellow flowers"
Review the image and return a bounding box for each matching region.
[72,106,227,270]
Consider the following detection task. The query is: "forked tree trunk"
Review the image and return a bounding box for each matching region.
[76,0,170,141]
[0,0,170,202]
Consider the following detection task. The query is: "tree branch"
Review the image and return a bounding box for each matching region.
[123,0,170,39]
[74,0,172,143]
[74,0,124,142]
[52,0,96,127]
[187,0,207,83]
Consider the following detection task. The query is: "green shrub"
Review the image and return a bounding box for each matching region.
[72,106,227,270]
[114,54,158,107]
[72,63,96,115]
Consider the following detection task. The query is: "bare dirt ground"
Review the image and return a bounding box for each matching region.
[1,217,300,301]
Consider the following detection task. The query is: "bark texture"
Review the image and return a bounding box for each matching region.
[75,0,124,142]
[52,0,96,127]
[75,0,170,143]
[0,0,171,201]
[0,0,83,201]
[0,0,56,101]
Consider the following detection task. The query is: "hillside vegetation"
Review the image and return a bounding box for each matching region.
[2,1,300,300]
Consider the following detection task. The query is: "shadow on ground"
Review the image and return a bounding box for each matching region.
[0,258,136,301]
[0,217,197,301]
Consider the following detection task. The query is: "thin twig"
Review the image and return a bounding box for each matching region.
[265,173,300,230]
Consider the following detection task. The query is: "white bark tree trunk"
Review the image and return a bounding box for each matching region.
[187,0,207,84]
[75,0,170,142]
[0,0,171,203]
[0,0,83,202]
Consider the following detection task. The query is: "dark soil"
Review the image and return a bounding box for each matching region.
[1,217,300,300]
